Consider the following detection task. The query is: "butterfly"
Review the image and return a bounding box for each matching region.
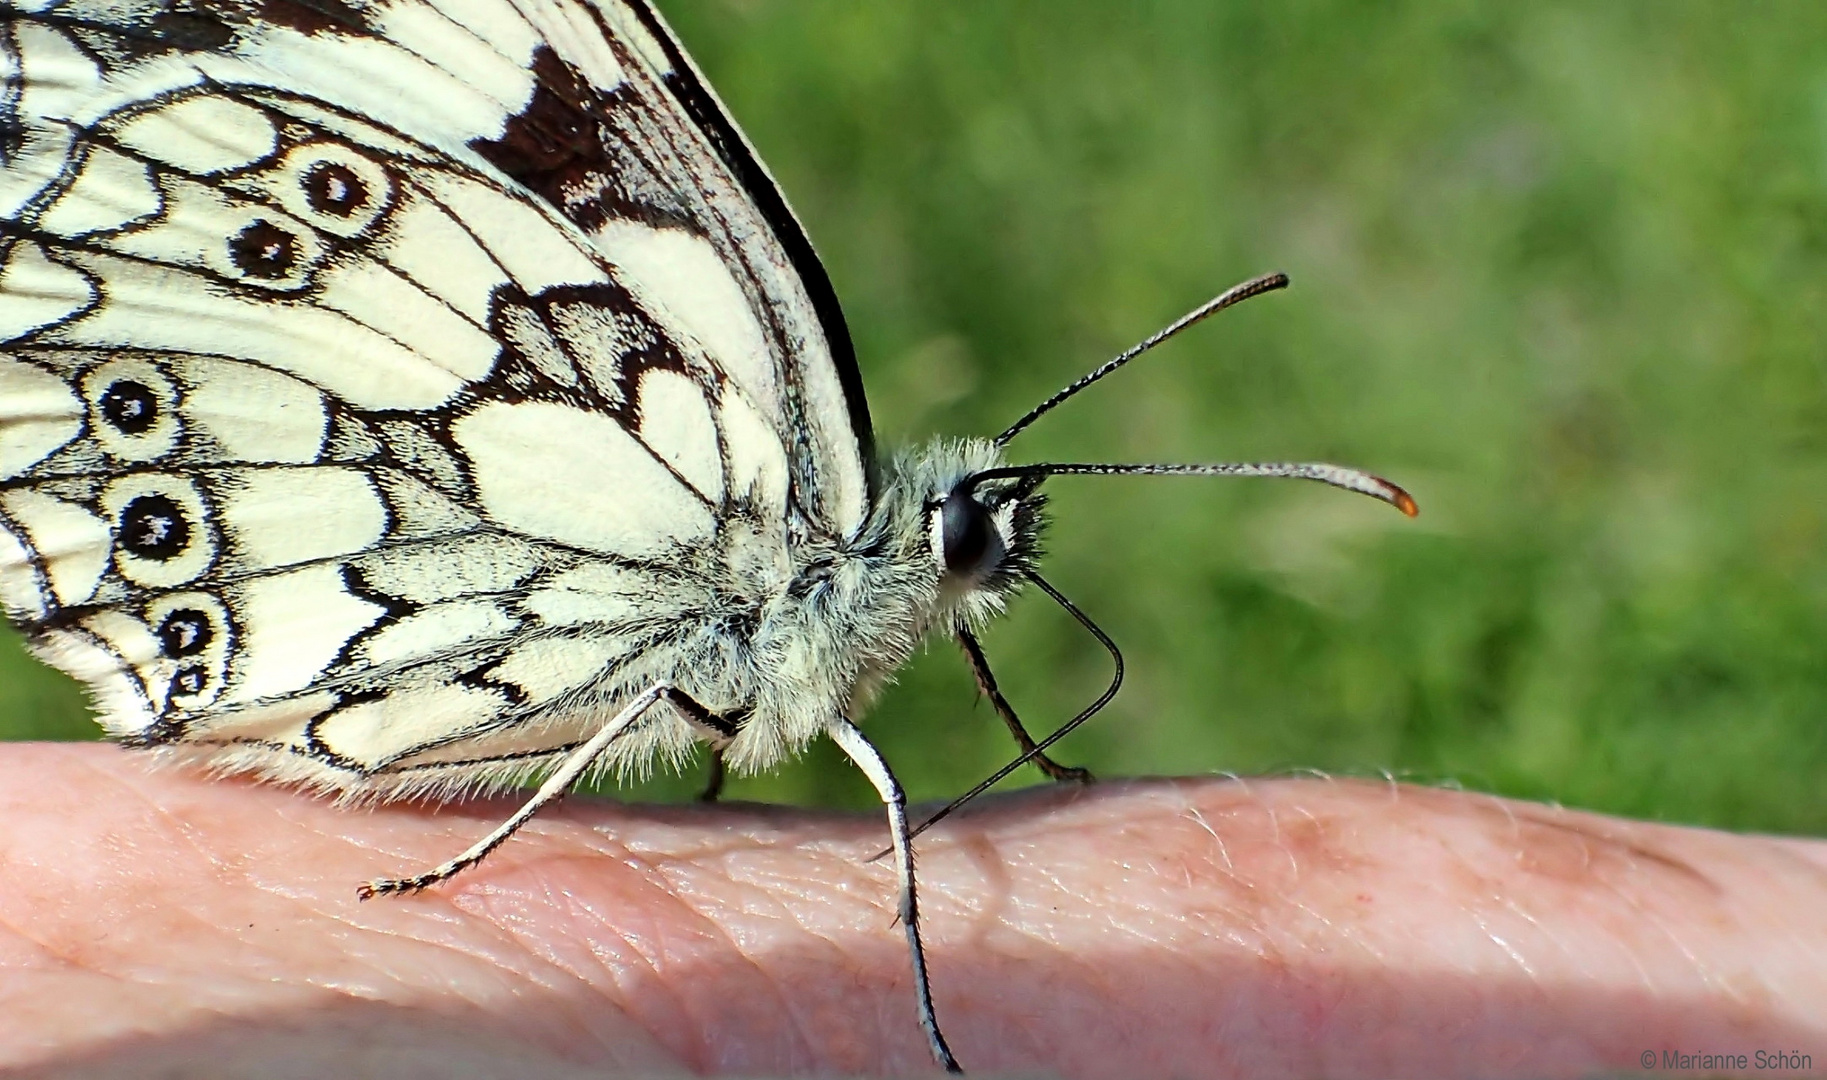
[0,1,1415,1071]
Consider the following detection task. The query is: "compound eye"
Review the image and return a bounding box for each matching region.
[940,488,999,576]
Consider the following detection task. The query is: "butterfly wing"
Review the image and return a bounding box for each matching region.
[0,0,869,794]
[477,0,874,530]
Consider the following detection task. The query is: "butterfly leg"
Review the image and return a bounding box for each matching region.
[699,746,728,802]
[827,716,962,1074]
[958,628,1093,784]
[359,683,729,898]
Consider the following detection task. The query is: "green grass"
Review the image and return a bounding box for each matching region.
[5,1,1825,833]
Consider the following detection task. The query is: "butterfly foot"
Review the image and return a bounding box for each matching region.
[698,745,728,803]
[1040,760,1095,785]
[356,865,461,900]
[356,877,418,901]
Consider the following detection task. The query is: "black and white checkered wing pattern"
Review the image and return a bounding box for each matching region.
[0,0,871,792]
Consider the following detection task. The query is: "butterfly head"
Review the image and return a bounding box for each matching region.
[926,453,1046,595]
[865,438,1048,626]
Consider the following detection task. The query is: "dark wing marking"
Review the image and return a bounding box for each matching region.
[0,9,784,783]
[465,0,874,532]
[617,0,874,497]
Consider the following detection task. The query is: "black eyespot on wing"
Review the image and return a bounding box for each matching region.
[228,220,298,278]
[173,665,209,695]
[119,494,191,560]
[98,380,159,435]
[303,161,366,217]
[941,488,996,576]
[157,608,213,658]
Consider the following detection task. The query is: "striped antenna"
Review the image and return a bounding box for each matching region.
[996,271,1290,446]
[966,461,1420,517]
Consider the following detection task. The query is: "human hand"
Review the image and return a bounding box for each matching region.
[1,742,1822,1078]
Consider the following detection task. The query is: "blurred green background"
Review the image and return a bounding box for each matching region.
[4,2,1824,833]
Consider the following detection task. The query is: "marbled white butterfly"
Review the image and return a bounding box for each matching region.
[0,1,1415,1070]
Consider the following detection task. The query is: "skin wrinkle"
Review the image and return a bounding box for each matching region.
[1002,874,1120,1012]
[29,763,311,997]
[300,805,425,868]
[1604,879,1714,1002]
[934,825,1008,928]
[266,796,407,871]
[75,756,226,869]
[956,915,1106,1072]
[959,801,1174,1054]
[462,881,623,1006]
[726,852,861,929]
[1050,798,1234,959]
[1532,816,1713,998]
[570,852,756,980]
[0,764,105,973]
[478,879,683,1059]
[341,883,557,998]
[71,761,307,947]
[1497,896,1571,973]
[664,887,824,1073]
[529,879,706,1064]
[0,914,71,974]
[13,817,397,1055]
[317,928,526,1016]
[772,975,866,1076]
[1023,860,1092,938]
[353,886,652,1064]
[566,810,808,1037]
[1416,814,1519,967]
[1524,810,1721,897]
[1470,912,1538,982]
[628,834,875,1070]
[6,747,1827,1077]
[314,812,673,1036]
[1456,793,1709,1003]
[254,854,508,1000]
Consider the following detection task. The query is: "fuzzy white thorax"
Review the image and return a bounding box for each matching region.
[697,435,1033,776]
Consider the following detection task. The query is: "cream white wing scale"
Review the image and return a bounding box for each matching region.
[0,7,827,796]
[0,3,963,1070]
[467,0,874,536]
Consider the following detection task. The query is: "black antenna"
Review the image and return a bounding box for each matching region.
[996,271,1290,446]
[892,275,1421,848]
[903,571,1123,844]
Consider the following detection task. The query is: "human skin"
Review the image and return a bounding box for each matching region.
[0,742,1822,1079]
